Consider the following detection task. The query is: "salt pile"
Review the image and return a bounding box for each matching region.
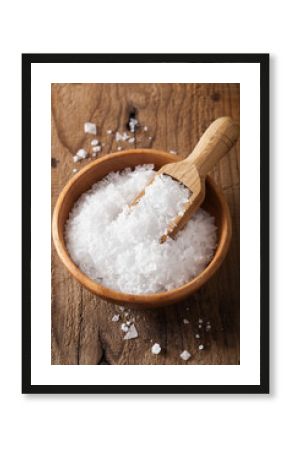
[65,165,217,294]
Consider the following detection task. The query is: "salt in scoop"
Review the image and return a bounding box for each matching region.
[131,117,239,242]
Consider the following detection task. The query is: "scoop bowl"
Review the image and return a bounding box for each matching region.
[52,149,232,309]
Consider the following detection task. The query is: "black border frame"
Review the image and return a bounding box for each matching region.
[22,53,269,394]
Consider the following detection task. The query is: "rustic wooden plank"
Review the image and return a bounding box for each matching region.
[51,83,240,365]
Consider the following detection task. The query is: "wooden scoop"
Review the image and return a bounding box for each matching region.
[131,117,239,242]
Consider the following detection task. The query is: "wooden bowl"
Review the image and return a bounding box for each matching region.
[52,149,232,309]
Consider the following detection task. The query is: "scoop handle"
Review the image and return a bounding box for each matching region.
[186,117,239,177]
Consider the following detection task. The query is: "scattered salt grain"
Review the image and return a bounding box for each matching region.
[91,139,99,146]
[195,334,200,339]
[198,324,202,329]
[92,145,101,153]
[148,136,153,140]
[183,319,190,324]
[169,149,177,154]
[121,323,129,332]
[180,350,191,361]
[65,165,217,294]
[84,122,97,135]
[73,155,80,163]
[119,306,125,312]
[117,146,122,151]
[144,126,148,131]
[123,324,138,340]
[198,344,204,350]
[115,131,129,142]
[112,314,120,322]
[129,117,138,133]
[128,137,135,144]
[76,149,88,160]
[198,318,203,324]
[206,324,211,331]
[72,168,78,174]
[151,343,161,355]
[107,130,112,135]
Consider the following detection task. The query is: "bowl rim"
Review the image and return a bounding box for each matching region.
[52,149,232,307]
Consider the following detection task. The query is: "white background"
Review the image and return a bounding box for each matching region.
[31,62,260,386]
[0,1,287,449]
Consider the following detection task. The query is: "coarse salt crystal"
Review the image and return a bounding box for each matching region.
[183,319,190,324]
[121,323,129,332]
[73,155,80,163]
[91,139,99,146]
[151,343,161,355]
[144,126,148,131]
[195,333,200,339]
[128,137,135,144]
[129,117,138,133]
[198,344,204,350]
[84,122,97,135]
[180,350,191,361]
[169,149,177,154]
[112,314,120,322]
[198,324,202,329]
[92,145,101,153]
[107,130,112,134]
[76,149,88,160]
[116,131,129,142]
[119,306,125,312]
[117,146,122,151]
[198,318,203,324]
[72,168,78,174]
[123,324,138,340]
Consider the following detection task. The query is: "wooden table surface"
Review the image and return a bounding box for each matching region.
[51,83,240,365]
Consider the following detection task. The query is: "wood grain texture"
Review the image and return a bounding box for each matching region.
[51,83,240,365]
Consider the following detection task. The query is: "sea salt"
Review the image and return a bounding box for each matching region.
[180,350,191,361]
[92,145,101,154]
[198,344,204,351]
[121,323,129,332]
[65,165,217,294]
[112,314,120,322]
[84,122,97,135]
[183,319,190,324]
[129,117,138,133]
[116,131,129,142]
[151,343,161,355]
[123,324,138,340]
[91,139,99,146]
[76,149,88,160]
[128,137,135,144]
